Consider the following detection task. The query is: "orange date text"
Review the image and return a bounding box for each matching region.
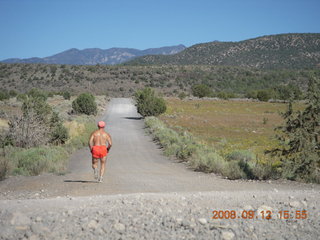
[212,210,307,220]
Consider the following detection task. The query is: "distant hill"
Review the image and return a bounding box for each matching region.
[1,45,186,65]
[126,33,320,69]
[1,63,319,97]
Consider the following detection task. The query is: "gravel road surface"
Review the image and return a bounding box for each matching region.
[0,98,319,239]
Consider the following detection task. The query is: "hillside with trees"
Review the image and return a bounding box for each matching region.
[0,63,320,99]
[126,33,320,69]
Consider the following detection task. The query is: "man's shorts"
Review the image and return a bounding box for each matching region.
[91,145,108,159]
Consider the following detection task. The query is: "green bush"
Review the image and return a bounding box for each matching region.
[256,89,273,102]
[251,161,278,180]
[27,88,48,101]
[22,94,52,120]
[274,84,302,100]
[191,84,212,98]
[16,93,27,102]
[72,93,97,115]
[246,90,258,99]
[191,148,226,173]
[50,123,69,145]
[0,89,10,101]
[135,88,166,117]
[62,91,71,100]
[9,90,18,97]
[226,150,255,162]
[222,161,247,180]
[178,92,187,100]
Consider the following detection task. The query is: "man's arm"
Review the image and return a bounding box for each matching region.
[107,133,112,151]
[88,132,94,151]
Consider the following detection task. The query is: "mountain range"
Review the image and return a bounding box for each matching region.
[2,33,320,69]
[127,33,320,69]
[1,45,186,65]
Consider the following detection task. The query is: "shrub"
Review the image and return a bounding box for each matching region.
[8,95,53,148]
[222,161,246,180]
[178,92,187,100]
[62,91,71,100]
[191,84,212,98]
[9,90,18,97]
[50,123,69,145]
[246,90,258,99]
[16,94,27,102]
[72,93,97,115]
[8,95,69,148]
[226,150,255,162]
[0,89,10,101]
[0,156,10,180]
[134,88,166,117]
[251,161,278,180]
[257,89,272,102]
[217,92,235,100]
[274,84,302,100]
[9,146,68,176]
[27,88,48,101]
[191,148,226,173]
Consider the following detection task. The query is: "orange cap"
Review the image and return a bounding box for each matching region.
[98,121,105,128]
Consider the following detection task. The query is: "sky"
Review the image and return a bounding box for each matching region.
[0,0,319,60]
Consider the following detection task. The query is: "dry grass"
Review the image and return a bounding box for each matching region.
[0,119,8,130]
[160,98,304,157]
[63,121,85,140]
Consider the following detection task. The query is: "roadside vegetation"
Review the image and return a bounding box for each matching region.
[145,117,275,180]
[0,88,107,180]
[144,79,319,183]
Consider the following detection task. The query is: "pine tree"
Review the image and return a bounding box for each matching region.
[272,78,320,183]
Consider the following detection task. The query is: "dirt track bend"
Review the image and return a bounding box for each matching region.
[0,98,319,239]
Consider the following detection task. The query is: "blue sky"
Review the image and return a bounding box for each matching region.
[0,0,319,60]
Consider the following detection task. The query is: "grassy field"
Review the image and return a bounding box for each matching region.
[160,98,303,159]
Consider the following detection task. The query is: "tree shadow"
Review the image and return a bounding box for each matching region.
[123,117,143,120]
[64,180,97,183]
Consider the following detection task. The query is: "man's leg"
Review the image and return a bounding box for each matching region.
[98,156,107,182]
[92,157,99,180]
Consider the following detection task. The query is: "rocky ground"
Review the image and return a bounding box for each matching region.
[1,190,319,240]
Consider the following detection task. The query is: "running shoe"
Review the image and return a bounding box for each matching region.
[98,176,103,183]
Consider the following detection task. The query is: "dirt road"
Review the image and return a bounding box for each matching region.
[0,98,319,239]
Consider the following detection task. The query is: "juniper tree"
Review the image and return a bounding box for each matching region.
[272,78,320,182]
[134,87,166,117]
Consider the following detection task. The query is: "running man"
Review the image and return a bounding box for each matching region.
[88,121,112,182]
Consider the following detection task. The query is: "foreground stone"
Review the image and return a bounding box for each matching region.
[0,190,319,240]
